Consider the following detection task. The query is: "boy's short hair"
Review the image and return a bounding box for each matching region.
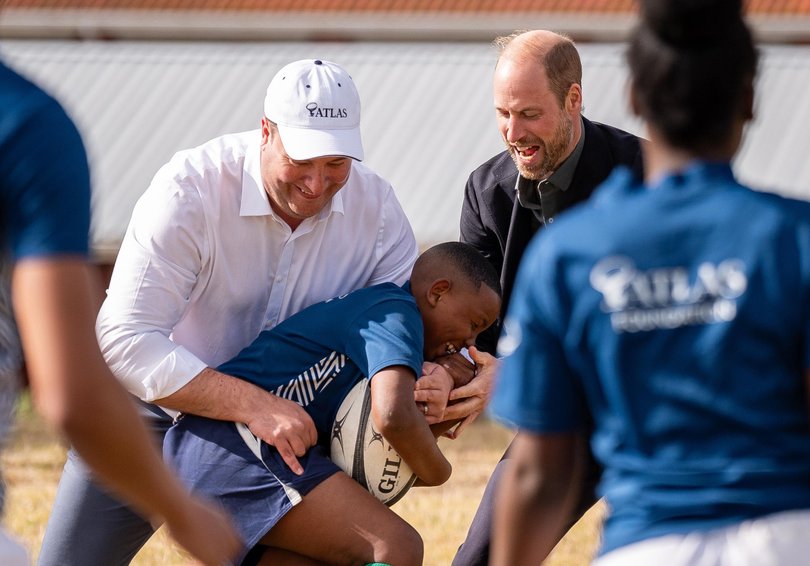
[416,242,502,297]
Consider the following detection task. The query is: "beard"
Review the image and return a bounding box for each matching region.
[507,113,574,181]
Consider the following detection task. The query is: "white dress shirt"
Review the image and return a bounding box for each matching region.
[97,129,417,402]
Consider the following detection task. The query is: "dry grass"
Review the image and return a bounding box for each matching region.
[1,397,603,565]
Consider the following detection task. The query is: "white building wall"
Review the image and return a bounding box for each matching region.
[2,40,808,255]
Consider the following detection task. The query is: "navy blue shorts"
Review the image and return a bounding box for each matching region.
[164,415,340,565]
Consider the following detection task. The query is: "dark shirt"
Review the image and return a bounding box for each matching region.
[517,117,586,226]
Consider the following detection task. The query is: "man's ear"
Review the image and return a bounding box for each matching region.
[261,117,273,146]
[565,83,582,114]
[427,279,451,307]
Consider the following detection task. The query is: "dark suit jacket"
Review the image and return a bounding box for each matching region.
[460,116,644,353]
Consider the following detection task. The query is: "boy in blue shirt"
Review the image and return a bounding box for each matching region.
[164,242,501,565]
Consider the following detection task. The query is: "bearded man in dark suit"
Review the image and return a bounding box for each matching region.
[449,30,644,566]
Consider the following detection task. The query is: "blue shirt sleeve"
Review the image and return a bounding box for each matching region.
[344,297,424,382]
[1,65,91,261]
[490,236,585,433]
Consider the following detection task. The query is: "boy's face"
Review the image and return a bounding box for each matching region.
[421,281,500,361]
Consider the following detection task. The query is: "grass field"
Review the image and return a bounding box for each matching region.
[1,396,603,565]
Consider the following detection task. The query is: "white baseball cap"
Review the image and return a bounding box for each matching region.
[264,59,364,161]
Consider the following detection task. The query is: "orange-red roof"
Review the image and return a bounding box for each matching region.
[3,0,810,15]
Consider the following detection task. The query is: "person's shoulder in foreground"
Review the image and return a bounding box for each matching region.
[496,159,810,560]
[541,157,810,257]
[0,61,90,257]
[1,61,242,566]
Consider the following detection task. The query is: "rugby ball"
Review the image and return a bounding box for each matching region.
[330,379,417,506]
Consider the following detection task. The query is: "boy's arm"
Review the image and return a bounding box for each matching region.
[369,366,452,487]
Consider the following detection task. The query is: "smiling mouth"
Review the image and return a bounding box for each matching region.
[445,343,459,355]
[294,186,320,199]
[514,146,539,159]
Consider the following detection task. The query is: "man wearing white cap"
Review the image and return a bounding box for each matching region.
[39,59,418,566]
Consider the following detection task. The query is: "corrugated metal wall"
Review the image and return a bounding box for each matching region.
[2,40,808,255]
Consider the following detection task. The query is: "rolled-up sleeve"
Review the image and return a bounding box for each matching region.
[96,175,209,401]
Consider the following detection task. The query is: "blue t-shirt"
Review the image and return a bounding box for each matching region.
[218,282,424,444]
[492,162,810,554]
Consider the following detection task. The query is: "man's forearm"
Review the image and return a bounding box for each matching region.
[155,367,273,423]
[157,367,318,475]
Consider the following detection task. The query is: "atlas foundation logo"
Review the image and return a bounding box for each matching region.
[306,102,348,118]
[589,256,748,333]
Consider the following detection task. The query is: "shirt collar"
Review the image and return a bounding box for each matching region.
[547,116,586,193]
[651,160,735,191]
[239,131,346,222]
[516,116,586,211]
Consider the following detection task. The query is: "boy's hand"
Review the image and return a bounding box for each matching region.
[414,362,454,424]
[433,351,477,387]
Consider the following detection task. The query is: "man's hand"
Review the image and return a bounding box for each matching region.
[245,395,317,475]
[164,493,243,566]
[441,346,499,439]
[414,362,454,424]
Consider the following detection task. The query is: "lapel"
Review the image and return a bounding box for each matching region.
[501,176,538,310]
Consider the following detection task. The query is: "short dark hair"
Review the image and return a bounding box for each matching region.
[627,0,758,151]
[417,242,502,298]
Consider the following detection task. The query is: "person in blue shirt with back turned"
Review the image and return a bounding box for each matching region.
[490,1,810,565]
[164,242,501,566]
[0,61,241,565]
